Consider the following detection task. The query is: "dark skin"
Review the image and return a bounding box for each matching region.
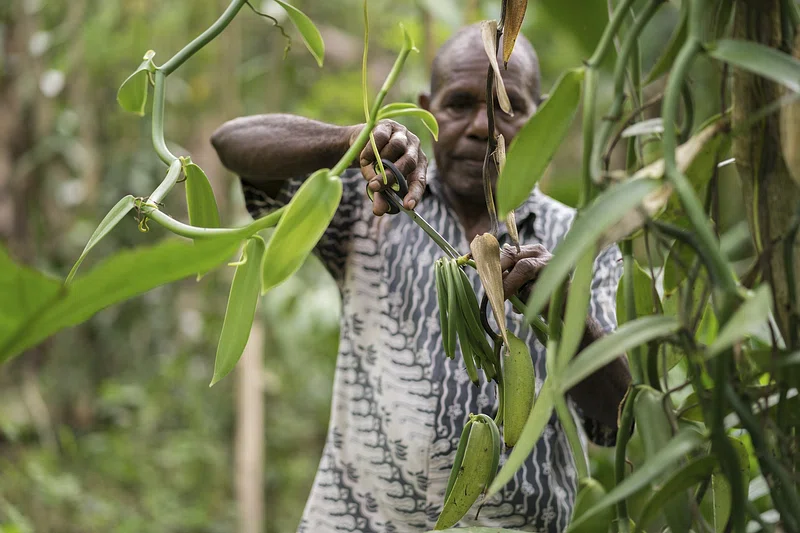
[211,26,631,429]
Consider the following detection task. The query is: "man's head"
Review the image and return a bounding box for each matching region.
[419,23,541,202]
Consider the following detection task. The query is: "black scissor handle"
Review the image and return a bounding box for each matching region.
[367,158,409,215]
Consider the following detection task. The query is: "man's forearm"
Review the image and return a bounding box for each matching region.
[565,317,632,428]
[210,114,359,184]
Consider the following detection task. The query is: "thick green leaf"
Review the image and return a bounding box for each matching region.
[378,108,439,141]
[485,378,554,498]
[557,249,595,366]
[523,178,661,321]
[708,284,772,358]
[700,473,732,533]
[616,260,659,324]
[644,1,688,84]
[210,236,266,386]
[561,316,681,391]
[378,102,419,115]
[117,50,155,116]
[635,455,718,532]
[496,68,584,217]
[663,239,695,295]
[565,428,706,533]
[184,162,221,229]
[1,236,241,363]
[0,245,63,349]
[261,170,342,294]
[707,39,800,93]
[66,195,136,284]
[274,0,325,67]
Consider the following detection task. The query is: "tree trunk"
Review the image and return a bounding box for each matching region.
[732,0,800,345]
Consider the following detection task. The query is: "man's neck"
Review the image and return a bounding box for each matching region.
[441,183,492,241]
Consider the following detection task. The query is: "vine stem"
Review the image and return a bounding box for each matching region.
[152,70,178,165]
[137,201,285,240]
[161,0,248,75]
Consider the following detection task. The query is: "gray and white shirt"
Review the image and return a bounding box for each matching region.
[242,165,622,533]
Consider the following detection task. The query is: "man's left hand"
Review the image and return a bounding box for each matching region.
[499,243,568,315]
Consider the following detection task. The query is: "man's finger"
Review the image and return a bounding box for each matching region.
[392,142,419,177]
[502,258,546,299]
[403,162,426,210]
[360,122,392,167]
[499,243,551,271]
[372,191,391,216]
[379,129,408,162]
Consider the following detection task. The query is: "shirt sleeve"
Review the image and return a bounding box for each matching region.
[579,242,624,447]
[240,169,366,286]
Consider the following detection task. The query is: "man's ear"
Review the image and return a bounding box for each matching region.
[418,92,431,111]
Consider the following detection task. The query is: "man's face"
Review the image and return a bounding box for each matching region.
[419,43,538,201]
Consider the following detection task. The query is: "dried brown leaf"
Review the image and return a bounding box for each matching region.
[494,134,520,249]
[470,232,509,348]
[502,0,528,67]
[480,20,513,116]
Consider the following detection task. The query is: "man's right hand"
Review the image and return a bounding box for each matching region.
[349,120,428,216]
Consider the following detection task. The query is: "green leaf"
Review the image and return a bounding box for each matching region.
[663,239,695,295]
[565,428,706,533]
[0,244,63,350]
[1,237,241,363]
[183,162,221,229]
[66,195,136,284]
[707,39,800,93]
[620,118,665,138]
[378,108,439,141]
[615,260,659,324]
[560,316,681,392]
[378,102,419,114]
[708,284,772,358]
[644,2,688,84]
[497,68,584,218]
[426,529,523,533]
[635,455,718,532]
[400,22,417,53]
[210,236,266,386]
[274,0,325,67]
[261,169,342,294]
[523,178,661,321]
[557,249,595,366]
[117,50,155,116]
[486,378,554,498]
[700,472,732,533]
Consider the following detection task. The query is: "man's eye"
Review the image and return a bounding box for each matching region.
[447,98,472,111]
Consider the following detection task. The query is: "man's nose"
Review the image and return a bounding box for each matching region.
[465,105,490,141]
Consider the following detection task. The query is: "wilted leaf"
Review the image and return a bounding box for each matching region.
[780,32,800,186]
[261,170,342,294]
[494,134,519,248]
[274,0,325,67]
[470,233,508,348]
[600,119,729,246]
[496,68,584,217]
[117,50,155,115]
[184,162,221,229]
[66,195,136,284]
[708,284,773,358]
[211,236,265,386]
[707,38,800,92]
[480,19,512,115]
[502,0,528,67]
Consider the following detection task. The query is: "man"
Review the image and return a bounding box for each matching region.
[211,24,630,533]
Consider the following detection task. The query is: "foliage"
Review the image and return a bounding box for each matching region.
[2,0,799,532]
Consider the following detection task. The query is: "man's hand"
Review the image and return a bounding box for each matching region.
[350,120,428,216]
[499,243,567,315]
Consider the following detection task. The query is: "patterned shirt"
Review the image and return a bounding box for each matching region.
[242,164,623,533]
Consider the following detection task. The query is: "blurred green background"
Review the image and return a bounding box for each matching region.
[0,1,748,532]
